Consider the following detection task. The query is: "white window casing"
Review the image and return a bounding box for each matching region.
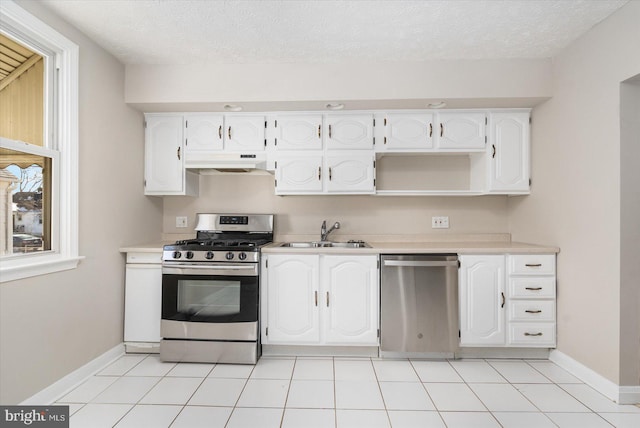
[0,0,81,282]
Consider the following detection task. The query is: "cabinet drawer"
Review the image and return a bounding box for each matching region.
[126,252,163,264]
[508,323,555,347]
[509,300,555,322]
[508,255,555,275]
[509,277,556,298]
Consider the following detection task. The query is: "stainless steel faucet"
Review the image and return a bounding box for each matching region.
[320,220,340,242]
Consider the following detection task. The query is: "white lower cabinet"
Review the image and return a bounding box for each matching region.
[263,254,379,346]
[459,255,506,346]
[459,253,556,348]
[124,252,162,346]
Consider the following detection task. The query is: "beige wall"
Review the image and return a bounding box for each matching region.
[620,79,640,385]
[125,59,552,111]
[508,1,640,385]
[0,1,162,404]
[163,174,510,240]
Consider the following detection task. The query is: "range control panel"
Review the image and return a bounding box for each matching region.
[219,216,249,225]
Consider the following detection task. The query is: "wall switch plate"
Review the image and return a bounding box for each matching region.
[432,216,449,229]
[176,216,188,228]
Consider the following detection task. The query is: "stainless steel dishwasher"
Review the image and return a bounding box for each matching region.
[380,254,459,358]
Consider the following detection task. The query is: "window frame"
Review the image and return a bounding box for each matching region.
[0,0,80,282]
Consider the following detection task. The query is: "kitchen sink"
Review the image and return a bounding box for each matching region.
[279,241,371,249]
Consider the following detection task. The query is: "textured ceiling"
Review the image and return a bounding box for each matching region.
[38,0,628,65]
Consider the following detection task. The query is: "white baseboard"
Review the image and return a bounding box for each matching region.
[21,343,125,405]
[550,349,640,405]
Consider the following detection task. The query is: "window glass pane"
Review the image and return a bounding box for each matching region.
[0,148,51,255]
[0,34,44,147]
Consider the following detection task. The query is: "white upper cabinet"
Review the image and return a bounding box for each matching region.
[275,155,324,194]
[225,115,266,151]
[274,114,323,150]
[487,111,530,193]
[184,114,224,153]
[325,114,374,150]
[275,153,375,195]
[435,112,486,151]
[325,153,376,194]
[378,112,486,152]
[144,114,198,196]
[382,113,434,150]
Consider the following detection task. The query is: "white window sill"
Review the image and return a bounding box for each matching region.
[0,254,84,283]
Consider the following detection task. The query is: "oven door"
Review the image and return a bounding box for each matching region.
[161,264,258,341]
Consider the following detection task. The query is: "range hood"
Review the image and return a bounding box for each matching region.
[185,152,269,174]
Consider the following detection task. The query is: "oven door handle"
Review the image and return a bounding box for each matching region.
[162,265,258,276]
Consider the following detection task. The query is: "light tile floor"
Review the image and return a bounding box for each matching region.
[55,355,640,428]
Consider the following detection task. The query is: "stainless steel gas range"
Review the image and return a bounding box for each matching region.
[160,213,273,364]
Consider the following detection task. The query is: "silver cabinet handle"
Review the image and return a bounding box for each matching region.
[524,332,543,337]
[326,292,330,307]
[382,260,458,267]
[315,291,318,307]
[525,309,542,314]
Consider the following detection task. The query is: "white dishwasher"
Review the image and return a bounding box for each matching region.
[124,251,162,353]
[380,254,459,358]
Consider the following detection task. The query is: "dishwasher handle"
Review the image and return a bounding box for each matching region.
[382,260,459,268]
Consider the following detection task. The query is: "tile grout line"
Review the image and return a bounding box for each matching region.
[408,359,448,428]
[278,357,298,428]
[167,362,218,427]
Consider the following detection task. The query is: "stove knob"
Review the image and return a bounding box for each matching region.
[238,252,247,261]
[185,251,194,259]
[172,251,181,259]
[205,251,215,260]
[226,252,234,260]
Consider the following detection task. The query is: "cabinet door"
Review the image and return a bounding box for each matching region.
[225,115,266,151]
[124,264,162,343]
[184,114,223,153]
[275,155,324,194]
[325,153,375,193]
[144,115,185,194]
[274,114,323,150]
[325,114,374,150]
[382,113,434,150]
[266,255,320,344]
[488,112,530,192]
[459,255,506,346]
[436,112,486,150]
[323,256,379,345]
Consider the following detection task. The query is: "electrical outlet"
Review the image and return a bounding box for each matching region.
[432,216,449,229]
[176,216,188,228]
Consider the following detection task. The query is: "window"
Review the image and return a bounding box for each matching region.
[0,1,79,282]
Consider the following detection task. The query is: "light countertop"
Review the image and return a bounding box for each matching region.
[119,237,559,255]
[262,240,559,255]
